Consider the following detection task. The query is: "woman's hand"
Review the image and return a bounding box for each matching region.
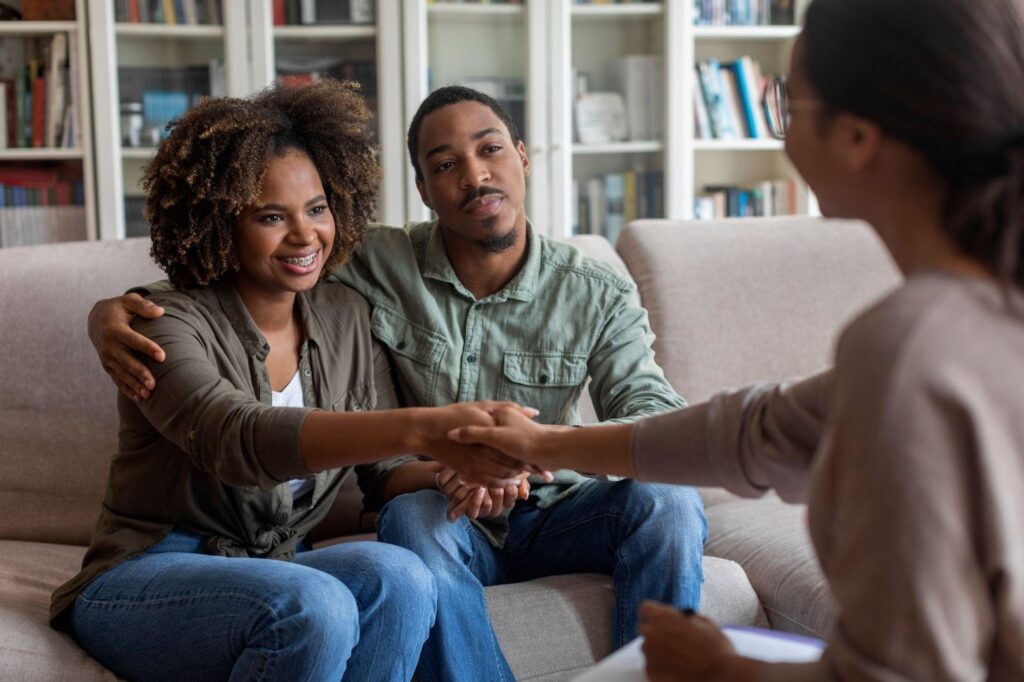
[421,402,552,486]
[639,602,759,682]
[446,405,571,472]
[88,294,166,402]
[432,463,530,521]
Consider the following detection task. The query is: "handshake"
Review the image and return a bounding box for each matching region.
[422,401,574,522]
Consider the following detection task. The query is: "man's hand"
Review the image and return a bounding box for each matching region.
[421,402,552,486]
[432,463,530,522]
[639,601,759,682]
[88,294,166,401]
[447,405,570,473]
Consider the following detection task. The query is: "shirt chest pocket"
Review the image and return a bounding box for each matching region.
[499,351,588,424]
[371,305,446,405]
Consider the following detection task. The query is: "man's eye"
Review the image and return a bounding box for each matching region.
[435,161,454,172]
[485,145,502,153]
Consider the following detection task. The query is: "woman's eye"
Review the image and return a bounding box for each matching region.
[310,205,328,216]
[259,214,284,223]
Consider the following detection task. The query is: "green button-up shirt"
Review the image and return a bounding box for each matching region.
[334,221,686,546]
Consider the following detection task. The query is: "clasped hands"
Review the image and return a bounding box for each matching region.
[429,403,555,522]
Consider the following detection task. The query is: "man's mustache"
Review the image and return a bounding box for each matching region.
[460,186,505,211]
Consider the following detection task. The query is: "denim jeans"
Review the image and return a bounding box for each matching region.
[377,478,707,682]
[68,529,437,682]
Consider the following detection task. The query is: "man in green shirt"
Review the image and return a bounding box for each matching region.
[89,86,706,682]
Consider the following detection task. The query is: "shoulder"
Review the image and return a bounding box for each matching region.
[133,288,214,335]
[537,235,635,296]
[304,281,372,325]
[357,222,427,254]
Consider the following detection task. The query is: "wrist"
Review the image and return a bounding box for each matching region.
[719,654,761,682]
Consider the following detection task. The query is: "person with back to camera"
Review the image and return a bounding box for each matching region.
[449,0,1024,679]
[49,80,534,682]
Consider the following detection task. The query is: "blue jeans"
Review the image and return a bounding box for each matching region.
[68,529,437,682]
[377,479,707,682]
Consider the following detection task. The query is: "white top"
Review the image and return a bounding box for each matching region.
[271,371,315,501]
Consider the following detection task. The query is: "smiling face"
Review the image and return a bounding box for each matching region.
[414,101,530,253]
[232,149,335,298]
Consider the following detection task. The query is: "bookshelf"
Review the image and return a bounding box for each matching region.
[0,0,95,246]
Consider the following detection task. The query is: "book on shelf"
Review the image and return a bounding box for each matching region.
[118,64,216,146]
[272,0,374,25]
[0,34,76,149]
[694,0,795,26]
[608,55,663,142]
[694,56,773,141]
[0,205,86,247]
[20,0,76,20]
[575,168,663,239]
[694,179,801,219]
[114,0,222,25]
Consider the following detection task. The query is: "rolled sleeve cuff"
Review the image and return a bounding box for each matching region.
[255,406,317,482]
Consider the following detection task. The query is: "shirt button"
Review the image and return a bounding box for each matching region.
[539,374,549,384]
[303,368,311,377]
[351,405,362,412]
[396,340,406,350]
[467,354,477,363]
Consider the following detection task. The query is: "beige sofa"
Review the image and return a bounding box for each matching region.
[0,216,899,681]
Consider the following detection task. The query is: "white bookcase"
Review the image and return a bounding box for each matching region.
[403,0,814,240]
[87,0,403,241]
[0,0,96,243]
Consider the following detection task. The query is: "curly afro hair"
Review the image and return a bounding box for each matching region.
[144,79,381,289]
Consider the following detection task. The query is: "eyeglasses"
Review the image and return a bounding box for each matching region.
[761,76,824,140]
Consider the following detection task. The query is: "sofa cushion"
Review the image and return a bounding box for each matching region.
[704,495,835,640]
[0,239,162,546]
[0,538,762,682]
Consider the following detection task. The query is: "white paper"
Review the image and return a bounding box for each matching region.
[572,627,824,681]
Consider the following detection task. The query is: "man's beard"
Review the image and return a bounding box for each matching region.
[477,219,518,253]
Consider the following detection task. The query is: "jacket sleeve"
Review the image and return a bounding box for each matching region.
[586,285,688,424]
[354,342,420,511]
[131,310,315,491]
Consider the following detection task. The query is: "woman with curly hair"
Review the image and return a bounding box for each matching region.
[49,80,528,681]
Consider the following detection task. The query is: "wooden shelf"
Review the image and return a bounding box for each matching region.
[573,141,663,155]
[693,139,784,151]
[693,26,801,40]
[0,148,84,161]
[0,21,77,35]
[274,25,376,40]
[114,23,224,39]
[428,4,525,17]
[572,4,662,18]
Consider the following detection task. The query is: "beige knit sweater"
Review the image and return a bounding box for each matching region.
[633,273,1024,681]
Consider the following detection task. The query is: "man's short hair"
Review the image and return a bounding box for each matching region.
[407,85,522,181]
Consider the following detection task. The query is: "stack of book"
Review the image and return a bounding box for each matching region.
[693,56,772,140]
[0,33,78,149]
[608,55,663,142]
[0,164,85,247]
[571,1,656,5]
[273,0,374,25]
[694,0,795,26]
[693,179,801,219]
[114,0,223,25]
[118,64,221,146]
[573,169,663,243]
[277,57,377,106]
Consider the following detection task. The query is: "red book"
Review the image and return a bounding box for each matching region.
[279,73,315,88]
[128,0,141,22]
[32,74,45,148]
[273,0,286,25]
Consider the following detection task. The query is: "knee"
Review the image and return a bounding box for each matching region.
[267,571,360,650]
[615,481,707,543]
[377,490,463,550]
[350,543,438,612]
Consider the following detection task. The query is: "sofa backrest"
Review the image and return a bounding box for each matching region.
[0,238,162,545]
[616,217,902,404]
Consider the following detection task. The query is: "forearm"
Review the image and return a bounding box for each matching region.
[299,408,438,472]
[535,423,634,476]
[381,460,438,501]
